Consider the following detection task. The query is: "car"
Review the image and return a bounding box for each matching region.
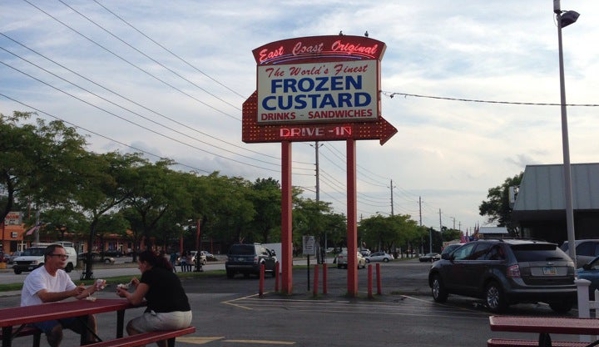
[440,243,465,257]
[336,251,366,269]
[101,249,123,257]
[560,239,599,266]
[225,243,277,278]
[428,239,576,313]
[419,252,441,262]
[576,255,599,299]
[0,251,8,263]
[365,251,393,263]
[7,251,23,264]
[177,250,207,266]
[78,252,115,264]
[359,249,371,257]
[201,251,217,261]
[191,251,207,265]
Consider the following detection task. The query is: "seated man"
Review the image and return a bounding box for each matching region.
[20,244,105,347]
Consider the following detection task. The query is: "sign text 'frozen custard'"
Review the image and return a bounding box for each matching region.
[257,60,377,124]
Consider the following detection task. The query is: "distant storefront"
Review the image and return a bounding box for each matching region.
[512,163,599,244]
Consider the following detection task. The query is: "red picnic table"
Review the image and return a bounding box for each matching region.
[489,315,599,347]
[0,298,145,347]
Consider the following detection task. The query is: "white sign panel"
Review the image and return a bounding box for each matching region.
[257,60,378,124]
[302,235,316,256]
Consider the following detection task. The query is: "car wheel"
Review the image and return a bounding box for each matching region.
[549,300,573,314]
[226,269,234,279]
[431,274,448,303]
[365,259,370,263]
[485,281,508,313]
[104,259,112,264]
[14,268,22,275]
[383,258,389,262]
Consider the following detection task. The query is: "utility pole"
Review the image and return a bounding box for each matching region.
[419,196,423,255]
[389,179,394,216]
[315,141,320,202]
[313,141,325,263]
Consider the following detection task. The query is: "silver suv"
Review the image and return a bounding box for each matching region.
[428,239,576,313]
[560,239,599,266]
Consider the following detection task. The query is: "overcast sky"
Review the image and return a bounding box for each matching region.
[2,1,598,233]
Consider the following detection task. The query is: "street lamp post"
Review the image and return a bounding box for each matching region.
[554,0,579,265]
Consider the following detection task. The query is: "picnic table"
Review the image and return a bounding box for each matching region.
[0,298,144,347]
[489,315,599,347]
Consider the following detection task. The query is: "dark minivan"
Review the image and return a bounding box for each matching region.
[225,243,277,279]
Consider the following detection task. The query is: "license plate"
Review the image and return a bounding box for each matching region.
[543,266,557,275]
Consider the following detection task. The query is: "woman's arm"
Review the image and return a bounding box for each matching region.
[117,282,149,305]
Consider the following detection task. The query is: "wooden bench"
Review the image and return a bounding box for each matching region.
[0,325,42,347]
[487,338,590,347]
[85,326,195,347]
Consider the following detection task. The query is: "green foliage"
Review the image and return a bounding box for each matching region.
[292,198,346,250]
[358,213,419,252]
[1,110,421,255]
[479,172,523,233]
[0,111,88,221]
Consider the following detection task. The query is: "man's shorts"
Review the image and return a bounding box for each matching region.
[33,317,84,335]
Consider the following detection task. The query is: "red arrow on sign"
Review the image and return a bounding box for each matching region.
[242,92,397,145]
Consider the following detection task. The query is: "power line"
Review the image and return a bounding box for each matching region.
[92,0,247,99]
[381,91,599,107]
[22,0,241,122]
[58,0,241,111]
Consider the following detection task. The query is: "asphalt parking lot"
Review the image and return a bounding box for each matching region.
[0,259,579,346]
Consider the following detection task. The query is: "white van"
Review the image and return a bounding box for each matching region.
[12,242,78,274]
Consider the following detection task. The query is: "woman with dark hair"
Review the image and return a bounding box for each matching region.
[116,250,192,346]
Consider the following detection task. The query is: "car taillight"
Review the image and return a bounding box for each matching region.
[254,256,259,264]
[506,264,521,278]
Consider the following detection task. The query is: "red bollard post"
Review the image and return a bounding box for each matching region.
[313,264,319,297]
[259,263,265,296]
[367,264,373,298]
[322,263,328,295]
[274,261,280,292]
[376,263,382,295]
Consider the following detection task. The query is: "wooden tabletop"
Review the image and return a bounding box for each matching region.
[490,315,599,335]
[0,299,140,328]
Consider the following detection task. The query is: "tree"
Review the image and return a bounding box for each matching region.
[479,172,523,234]
[0,112,88,226]
[248,178,281,243]
[201,175,255,244]
[124,159,193,256]
[71,151,142,279]
[358,213,419,254]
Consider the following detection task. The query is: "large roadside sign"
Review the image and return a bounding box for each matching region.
[242,34,397,296]
[243,35,397,144]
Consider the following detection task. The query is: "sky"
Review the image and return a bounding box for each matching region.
[1,0,598,233]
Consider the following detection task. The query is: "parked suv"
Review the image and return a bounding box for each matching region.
[428,239,576,313]
[560,239,599,266]
[225,244,277,278]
